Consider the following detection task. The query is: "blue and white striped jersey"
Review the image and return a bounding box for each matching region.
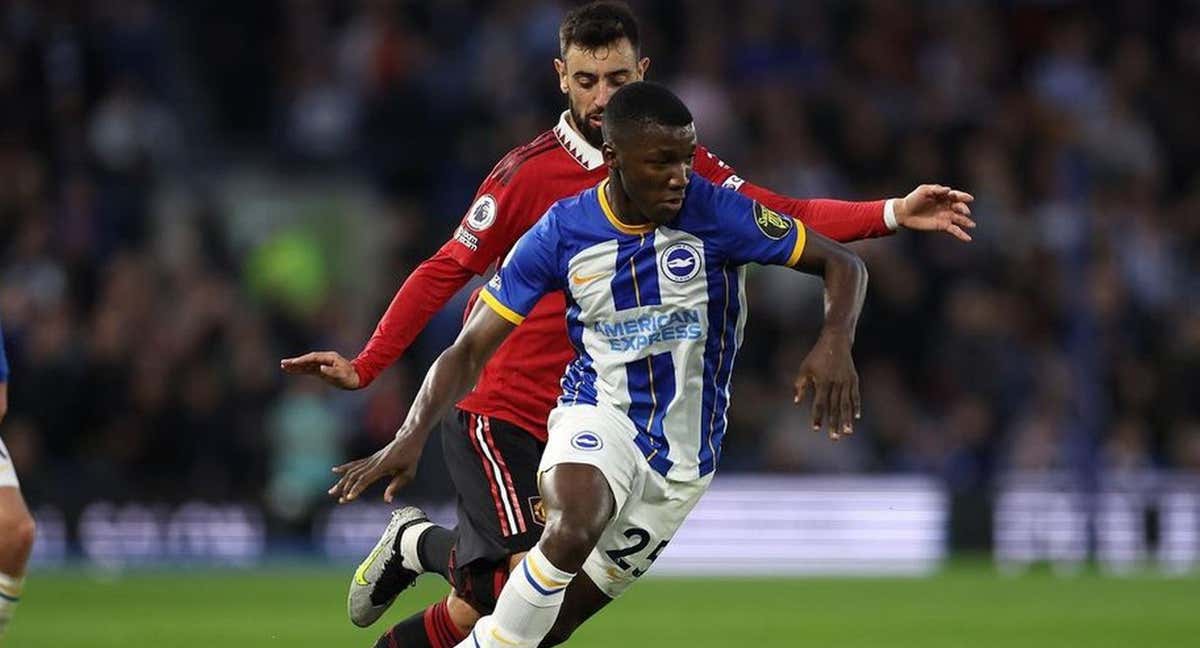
[480,175,807,481]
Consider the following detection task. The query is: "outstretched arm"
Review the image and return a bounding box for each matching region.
[280,247,476,389]
[282,160,544,389]
[789,229,869,440]
[327,300,516,503]
[695,147,975,243]
[743,182,976,243]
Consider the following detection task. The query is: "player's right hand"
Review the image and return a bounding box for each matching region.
[328,436,422,504]
[280,351,361,389]
[793,330,861,442]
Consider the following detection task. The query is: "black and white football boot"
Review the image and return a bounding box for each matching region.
[347,506,435,627]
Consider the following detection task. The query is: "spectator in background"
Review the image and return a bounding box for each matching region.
[0,1,1194,542]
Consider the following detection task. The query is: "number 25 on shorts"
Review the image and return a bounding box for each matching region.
[605,527,669,577]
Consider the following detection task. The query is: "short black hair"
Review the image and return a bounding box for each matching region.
[602,82,694,143]
[559,1,640,58]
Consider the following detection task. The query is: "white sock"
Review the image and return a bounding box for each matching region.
[456,546,575,648]
[397,520,434,574]
[0,572,24,639]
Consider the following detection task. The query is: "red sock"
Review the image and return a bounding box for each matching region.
[374,600,465,648]
[423,599,467,648]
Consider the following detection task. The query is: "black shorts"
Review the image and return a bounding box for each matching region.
[442,409,546,571]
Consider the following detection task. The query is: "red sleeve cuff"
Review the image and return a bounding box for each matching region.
[350,358,371,389]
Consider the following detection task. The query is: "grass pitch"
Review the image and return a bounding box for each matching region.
[8,564,1199,647]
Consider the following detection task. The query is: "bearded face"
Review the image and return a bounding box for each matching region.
[554,38,648,149]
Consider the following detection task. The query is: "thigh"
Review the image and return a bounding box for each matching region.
[441,410,545,568]
[538,405,642,514]
[0,485,29,517]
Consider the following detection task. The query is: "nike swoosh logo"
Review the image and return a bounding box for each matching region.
[571,271,610,285]
[354,543,387,586]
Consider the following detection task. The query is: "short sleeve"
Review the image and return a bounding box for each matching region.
[707,181,807,268]
[478,213,563,325]
[446,167,539,276]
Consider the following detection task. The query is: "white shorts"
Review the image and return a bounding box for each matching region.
[539,405,711,598]
[0,437,19,489]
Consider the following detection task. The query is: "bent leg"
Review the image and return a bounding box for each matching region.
[0,488,34,577]
[537,464,615,572]
[445,589,481,637]
[461,464,614,647]
[371,591,473,648]
[0,486,34,639]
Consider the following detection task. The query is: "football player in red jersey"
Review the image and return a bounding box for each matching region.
[281,2,974,646]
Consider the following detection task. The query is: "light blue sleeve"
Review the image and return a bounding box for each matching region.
[478,211,563,325]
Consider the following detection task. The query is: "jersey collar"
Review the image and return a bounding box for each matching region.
[553,111,605,171]
[598,179,655,235]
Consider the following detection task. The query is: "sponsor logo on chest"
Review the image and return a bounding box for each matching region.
[592,309,703,351]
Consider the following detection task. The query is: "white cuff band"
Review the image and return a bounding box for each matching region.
[884,198,900,231]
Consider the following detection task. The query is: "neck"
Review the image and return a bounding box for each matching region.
[605,173,650,227]
[567,112,586,140]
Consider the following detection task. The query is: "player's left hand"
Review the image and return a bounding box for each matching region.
[280,350,362,390]
[328,435,423,504]
[793,330,860,441]
[895,184,976,242]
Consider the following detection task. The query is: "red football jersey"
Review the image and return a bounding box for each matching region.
[353,111,892,440]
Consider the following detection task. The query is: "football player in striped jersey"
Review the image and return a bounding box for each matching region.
[286,3,973,646]
[330,81,868,648]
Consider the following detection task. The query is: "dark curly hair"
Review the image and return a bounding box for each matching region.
[559,1,641,58]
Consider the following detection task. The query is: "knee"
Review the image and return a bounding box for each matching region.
[538,464,614,570]
[446,590,482,634]
[546,509,607,546]
[1,509,35,557]
[541,515,605,570]
[15,513,36,556]
[451,558,511,616]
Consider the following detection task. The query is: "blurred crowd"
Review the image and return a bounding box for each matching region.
[0,0,1197,527]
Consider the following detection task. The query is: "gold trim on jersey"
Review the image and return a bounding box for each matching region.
[787,220,808,267]
[598,179,655,235]
[480,289,525,325]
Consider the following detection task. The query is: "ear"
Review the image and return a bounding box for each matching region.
[602,141,619,170]
[553,58,568,94]
[636,57,650,79]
